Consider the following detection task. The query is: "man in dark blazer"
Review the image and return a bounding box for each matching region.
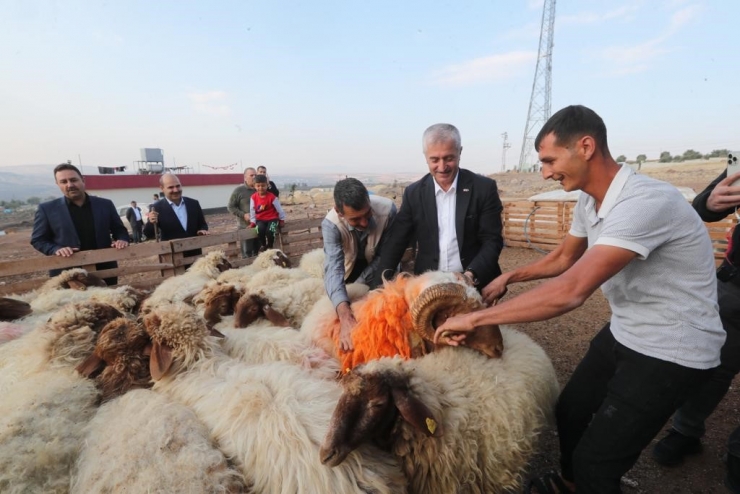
[374,123,504,289]
[125,200,144,243]
[144,173,209,257]
[31,163,130,285]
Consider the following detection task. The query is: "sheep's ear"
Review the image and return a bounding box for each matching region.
[209,328,226,338]
[262,305,291,328]
[67,279,87,291]
[391,387,443,437]
[76,354,105,378]
[143,343,152,356]
[150,342,174,381]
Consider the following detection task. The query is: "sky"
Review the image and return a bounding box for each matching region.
[0,0,738,176]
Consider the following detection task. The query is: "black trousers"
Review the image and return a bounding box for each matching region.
[256,220,278,250]
[557,324,714,493]
[670,278,740,442]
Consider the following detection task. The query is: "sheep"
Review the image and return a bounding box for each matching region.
[0,322,26,345]
[300,282,370,357]
[0,302,123,493]
[76,317,153,402]
[218,320,340,380]
[141,250,232,312]
[300,271,503,373]
[0,301,123,394]
[2,284,147,345]
[0,369,100,494]
[298,247,325,279]
[12,268,107,303]
[234,277,326,328]
[0,297,32,321]
[193,281,246,327]
[144,303,407,494]
[215,248,292,285]
[320,326,560,494]
[70,388,247,494]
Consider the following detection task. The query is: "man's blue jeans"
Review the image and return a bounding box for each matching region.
[557,324,715,493]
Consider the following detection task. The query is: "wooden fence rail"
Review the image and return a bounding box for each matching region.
[503,200,737,264]
[0,217,325,296]
[2,203,733,295]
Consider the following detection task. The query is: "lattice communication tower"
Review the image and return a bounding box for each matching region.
[518,0,556,172]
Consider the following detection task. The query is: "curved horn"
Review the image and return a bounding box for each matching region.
[409,282,481,341]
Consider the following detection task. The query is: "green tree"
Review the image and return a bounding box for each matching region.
[709,149,730,158]
[672,155,684,162]
[659,151,672,163]
[26,196,41,205]
[616,155,627,163]
[636,154,647,163]
[682,149,703,161]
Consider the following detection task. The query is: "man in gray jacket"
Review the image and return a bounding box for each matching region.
[227,167,258,258]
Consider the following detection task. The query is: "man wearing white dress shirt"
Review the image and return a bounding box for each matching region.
[375,123,504,289]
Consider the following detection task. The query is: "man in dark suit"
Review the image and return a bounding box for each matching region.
[144,173,209,257]
[31,163,130,285]
[374,123,504,289]
[126,200,144,243]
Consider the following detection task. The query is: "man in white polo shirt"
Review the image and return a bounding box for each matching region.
[433,105,725,493]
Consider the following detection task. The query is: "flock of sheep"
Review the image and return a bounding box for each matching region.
[0,247,559,493]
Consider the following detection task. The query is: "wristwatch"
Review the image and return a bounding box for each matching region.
[463,269,479,286]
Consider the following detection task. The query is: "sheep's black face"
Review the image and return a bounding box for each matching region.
[216,259,233,273]
[204,288,238,325]
[320,371,398,467]
[272,251,291,268]
[234,294,266,328]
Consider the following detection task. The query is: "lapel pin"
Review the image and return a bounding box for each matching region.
[462,188,470,192]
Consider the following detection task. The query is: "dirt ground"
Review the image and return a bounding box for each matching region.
[0,159,735,492]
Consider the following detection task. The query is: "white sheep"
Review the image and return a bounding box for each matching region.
[2,285,146,346]
[12,268,107,303]
[71,388,247,493]
[298,247,325,279]
[144,303,408,494]
[0,302,123,394]
[215,248,291,285]
[0,369,100,494]
[0,302,122,493]
[320,326,560,494]
[235,276,327,329]
[299,282,370,357]
[141,250,232,312]
[218,320,339,380]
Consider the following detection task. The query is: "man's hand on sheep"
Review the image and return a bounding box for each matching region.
[433,313,477,346]
[111,240,129,249]
[481,275,509,306]
[336,302,357,351]
[55,246,79,257]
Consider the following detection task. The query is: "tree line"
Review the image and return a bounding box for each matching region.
[615,149,731,164]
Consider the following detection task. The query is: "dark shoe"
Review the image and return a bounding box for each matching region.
[652,429,702,466]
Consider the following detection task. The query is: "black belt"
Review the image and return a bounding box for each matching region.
[717,260,740,285]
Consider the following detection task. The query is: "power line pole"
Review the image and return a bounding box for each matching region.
[501,132,511,172]
[518,0,556,172]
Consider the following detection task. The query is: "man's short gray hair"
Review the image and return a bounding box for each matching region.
[422,123,462,154]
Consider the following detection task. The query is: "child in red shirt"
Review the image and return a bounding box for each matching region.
[250,175,286,251]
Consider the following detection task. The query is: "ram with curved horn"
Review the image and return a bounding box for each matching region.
[409,281,503,359]
[302,271,503,373]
